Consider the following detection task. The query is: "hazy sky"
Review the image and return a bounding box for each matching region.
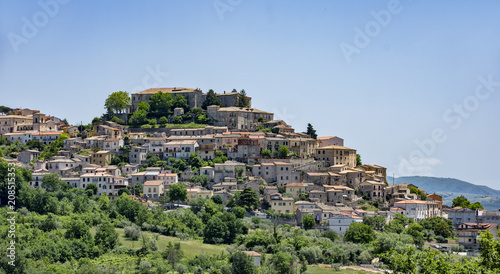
[1,1,500,189]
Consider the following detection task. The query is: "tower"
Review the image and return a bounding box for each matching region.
[33,113,45,131]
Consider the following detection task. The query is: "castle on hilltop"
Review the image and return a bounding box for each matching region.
[126,87,252,113]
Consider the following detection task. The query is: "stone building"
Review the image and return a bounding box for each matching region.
[207,105,273,131]
[315,145,357,168]
[128,88,249,113]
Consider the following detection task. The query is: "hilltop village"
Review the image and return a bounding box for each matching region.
[1,88,500,273]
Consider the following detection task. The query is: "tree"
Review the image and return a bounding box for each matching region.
[190,174,209,187]
[172,94,189,111]
[230,251,256,274]
[149,91,173,118]
[162,242,184,269]
[452,195,483,210]
[26,140,45,150]
[278,145,289,159]
[85,183,98,196]
[234,187,260,211]
[133,183,143,195]
[232,206,246,218]
[478,230,500,270]
[272,251,293,274]
[203,216,229,244]
[202,89,222,109]
[159,116,168,125]
[344,223,375,244]
[404,223,425,248]
[0,105,11,115]
[452,195,470,208]
[95,221,118,252]
[41,173,71,192]
[211,195,223,205]
[261,149,271,159]
[118,188,131,195]
[196,113,210,124]
[65,218,92,240]
[386,213,412,234]
[111,116,125,124]
[105,91,130,114]
[306,123,317,139]
[356,154,362,166]
[409,186,427,200]
[302,214,315,230]
[434,220,452,238]
[168,183,188,206]
[235,89,250,108]
[363,215,386,231]
[129,109,148,125]
[98,193,110,210]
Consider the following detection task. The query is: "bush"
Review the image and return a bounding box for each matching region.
[175,263,188,274]
[436,235,448,243]
[124,224,141,240]
[451,245,465,252]
[299,246,323,264]
[251,217,261,225]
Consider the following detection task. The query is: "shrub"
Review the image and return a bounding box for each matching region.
[299,246,323,264]
[436,235,448,243]
[451,245,465,252]
[124,224,141,240]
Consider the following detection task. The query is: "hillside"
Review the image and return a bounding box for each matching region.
[388,176,500,211]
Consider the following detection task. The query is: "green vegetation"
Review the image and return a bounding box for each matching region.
[356,153,362,166]
[453,195,484,209]
[306,123,317,139]
[202,89,222,109]
[235,89,250,108]
[409,186,427,200]
[105,91,130,114]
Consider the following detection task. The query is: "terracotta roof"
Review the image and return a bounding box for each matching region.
[394,200,427,204]
[285,183,304,187]
[144,180,164,186]
[159,173,177,177]
[317,136,340,140]
[33,131,62,136]
[133,87,196,95]
[317,145,355,151]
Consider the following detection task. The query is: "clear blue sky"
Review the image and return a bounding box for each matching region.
[1,0,500,189]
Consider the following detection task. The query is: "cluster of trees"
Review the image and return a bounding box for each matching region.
[0,134,67,160]
[0,105,12,115]
[409,186,427,200]
[260,146,289,159]
[140,151,227,177]
[452,195,484,210]
[128,91,203,127]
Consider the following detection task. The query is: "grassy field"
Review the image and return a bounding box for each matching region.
[114,228,226,257]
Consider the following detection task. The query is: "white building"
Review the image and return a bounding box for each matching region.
[326,213,363,234]
[102,138,124,153]
[163,140,199,159]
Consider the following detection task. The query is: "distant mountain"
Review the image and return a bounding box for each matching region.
[387,176,500,211]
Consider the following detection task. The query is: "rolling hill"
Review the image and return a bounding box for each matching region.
[387,176,500,211]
